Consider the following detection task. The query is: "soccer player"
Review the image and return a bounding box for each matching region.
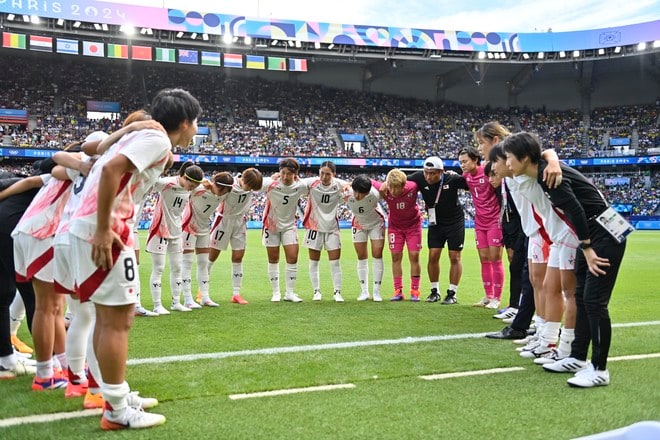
[180,172,234,307]
[407,157,466,304]
[260,158,309,302]
[207,168,264,305]
[372,169,422,301]
[502,132,627,388]
[68,88,201,429]
[147,161,203,314]
[344,175,386,301]
[301,161,348,302]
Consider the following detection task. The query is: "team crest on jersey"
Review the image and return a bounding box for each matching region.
[443,185,449,189]
[479,178,485,184]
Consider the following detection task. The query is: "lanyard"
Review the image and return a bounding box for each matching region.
[431,174,444,208]
[499,178,509,226]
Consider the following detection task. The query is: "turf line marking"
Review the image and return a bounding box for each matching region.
[228,383,356,400]
[419,367,525,381]
[127,320,660,366]
[0,409,101,428]
[609,353,660,361]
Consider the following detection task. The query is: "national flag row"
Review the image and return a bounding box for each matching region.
[1,32,308,72]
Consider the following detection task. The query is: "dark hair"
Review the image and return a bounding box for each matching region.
[178,161,203,183]
[458,146,481,164]
[351,175,372,194]
[279,157,299,173]
[212,171,234,188]
[487,144,506,163]
[241,168,263,190]
[320,161,336,173]
[484,161,494,176]
[150,88,202,132]
[500,132,542,164]
[177,160,195,176]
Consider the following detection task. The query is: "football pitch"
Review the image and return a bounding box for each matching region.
[2,229,659,439]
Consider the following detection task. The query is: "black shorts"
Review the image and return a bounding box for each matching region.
[427,221,465,251]
[503,231,526,252]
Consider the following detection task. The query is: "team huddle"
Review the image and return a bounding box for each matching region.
[0,90,628,431]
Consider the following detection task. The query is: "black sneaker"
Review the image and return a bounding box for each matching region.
[425,288,440,302]
[441,290,457,305]
[485,326,528,340]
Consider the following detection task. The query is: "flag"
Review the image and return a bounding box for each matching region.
[155,47,175,63]
[268,56,286,71]
[131,45,152,61]
[29,35,52,52]
[2,32,26,49]
[223,53,242,68]
[56,38,78,55]
[178,49,198,64]
[288,58,308,72]
[107,43,128,59]
[201,51,221,66]
[246,55,265,70]
[82,41,104,57]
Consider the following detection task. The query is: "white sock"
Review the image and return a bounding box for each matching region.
[169,251,183,304]
[232,262,243,296]
[542,321,561,346]
[181,252,195,299]
[449,283,458,293]
[558,327,575,356]
[134,262,143,308]
[102,381,130,415]
[285,263,297,294]
[150,253,166,307]
[268,263,280,294]
[309,260,320,291]
[36,359,54,379]
[330,259,342,292]
[9,293,25,335]
[197,253,210,298]
[431,282,439,291]
[65,299,94,380]
[372,258,384,294]
[357,259,369,293]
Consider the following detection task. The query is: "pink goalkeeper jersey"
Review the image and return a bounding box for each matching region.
[13,174,72,239]
[68,130,171,248]
[371,180,420,231]
[463,165,500,230]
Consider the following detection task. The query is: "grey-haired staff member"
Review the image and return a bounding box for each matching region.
[407,157,469,304]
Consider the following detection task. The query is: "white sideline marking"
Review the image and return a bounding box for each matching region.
[0,409,101,428]
[609,353,660,361]
[127,320,660,366]
[228,383,356,400]
[419,367,525,381]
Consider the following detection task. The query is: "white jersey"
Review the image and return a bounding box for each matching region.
[13,173,71,239]
[345,187,386,231]
[301,177,347,232]
[148,176,191,240]
[260,177,308,232]
[217,180,254,219]
[505,177,541,238]
[182,185,226,235]
[68,129,171,247]
[513,175,579,246]
[53,153,92,245]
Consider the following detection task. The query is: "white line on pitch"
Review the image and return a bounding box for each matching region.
[0,409,101,428]
[609,353,660,362]
[229,383,356,400]
[419,367,525,381]
[127,320,660,366]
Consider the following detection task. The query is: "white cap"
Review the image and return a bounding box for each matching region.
[85,131,109,143]
[423,156,444,170]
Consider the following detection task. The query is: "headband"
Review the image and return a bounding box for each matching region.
[184,173,203,183]
[214,181,233,187]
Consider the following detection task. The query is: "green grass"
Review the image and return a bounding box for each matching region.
[3,230,659,439]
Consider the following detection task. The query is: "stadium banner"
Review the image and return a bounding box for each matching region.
[2,1,657,53]
[155,47,175,62]
[288,58,308,72]
[246,55,265,70]
[178,49,199,64]
[29,35,52,52]
[82,41,104,57]
[267,57,287,71]
[107,43,128,59]
[224,53,243,68]
[201,51,221,66]
[131,45,152,61]
[0,109,28,124]
[2,32,26,49]
[87,101,121,112]
[56,38,78,55]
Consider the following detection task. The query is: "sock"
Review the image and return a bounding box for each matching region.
[268,263,280,294]
[394,275,403,291]
[330,259,342,292]
[197,253,210,298]
[481,261,494,299]
[9,293,25,335]
[36,359,54,379]
[449,283,458,293]
[150,253,166,307]
[102,381,130,415]
[232,262,243,296]
[65,300,94,381]
[134,262,143,308]
[540,321,561,347]
[411,275,420,291]
[181,252,195,300]
[309,260,320,291]
[372,258,383,295]
[169,251,183,304]
[430,282,439,291]
[558,327,575,356]
[86,327,103,394]
[54,352,68,373]
[285,263,297,294]
[492,260,504,300]
[357,259,369,293]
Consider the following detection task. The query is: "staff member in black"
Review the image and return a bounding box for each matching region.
[502,132,627,388]
[407,157,467,304]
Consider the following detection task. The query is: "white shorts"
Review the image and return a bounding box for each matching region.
[53,242,75,293]
[145,234,183,255]
[528,231,550,264]
[69,235,138,306]
[303,229,341,251]
[210,217,247,251]
[352,225,385,244]
[547,243,577,271]
[13,232,53,283]
[262,227,298,247]
[182,231,210,251]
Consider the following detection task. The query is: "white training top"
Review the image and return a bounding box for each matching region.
[182,185,227,235]
[345,187,386,231]
[148,175,193,239]
[301,177,348,232]
[260,177,308,232]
